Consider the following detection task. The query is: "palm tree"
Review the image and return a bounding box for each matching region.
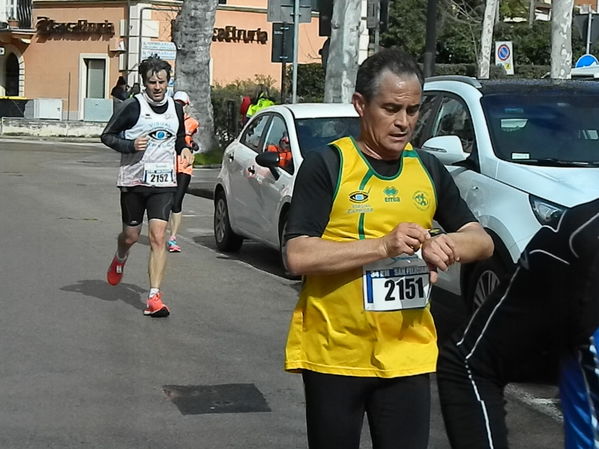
[172,0,218,153]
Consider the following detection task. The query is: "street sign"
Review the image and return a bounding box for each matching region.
[267,0,313,23]
[271,22,295,63]
[575,53,599,68]
[495,41,514,75]
[141,41,177,60]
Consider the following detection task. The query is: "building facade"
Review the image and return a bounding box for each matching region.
[0,0,334,119]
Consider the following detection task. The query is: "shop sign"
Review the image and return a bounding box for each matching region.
[36,17,115,36]
[141,41,177,60]
[212,26,268,44]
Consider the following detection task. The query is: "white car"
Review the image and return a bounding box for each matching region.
[415,76,599,310]
[213,103,360,269]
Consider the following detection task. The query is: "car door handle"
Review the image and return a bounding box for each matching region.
[228,154,234,161]
[248,166,255,174]
[472,186,479,191]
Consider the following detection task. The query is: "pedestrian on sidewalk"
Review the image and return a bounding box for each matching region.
[101,56,194,317]
[437,197,599,449]
[167,90,200,253]
[282,47,493,449]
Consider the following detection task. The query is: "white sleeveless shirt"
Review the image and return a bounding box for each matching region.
[117,94,179,187]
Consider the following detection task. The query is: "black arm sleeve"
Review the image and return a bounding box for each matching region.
[174,102,187,155]
[417,149,477,232]
[100,98,139,153]
[285,148,340,241]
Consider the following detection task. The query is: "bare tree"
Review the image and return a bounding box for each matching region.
[550,0,573,79]
[172,0,218,153]
[478,0,499,79]
[324,0,362,103]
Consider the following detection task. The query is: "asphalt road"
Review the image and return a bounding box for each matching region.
[0,138,563,448]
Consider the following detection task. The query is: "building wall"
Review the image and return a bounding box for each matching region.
[25,3,124,118]
[211,5,325,86]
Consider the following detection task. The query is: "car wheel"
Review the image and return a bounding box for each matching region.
[279,215,300,280]
[466,255,511,313]
[213,191,243,252]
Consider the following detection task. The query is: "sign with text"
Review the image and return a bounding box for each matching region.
[141,41,177,60]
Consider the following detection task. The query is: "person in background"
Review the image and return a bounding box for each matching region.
[437,198,599,449]
[101,56,194,317]
[239,94,252,127]
[266,132,293,170]
[127,82,141,98]
[283,47,493,449]
[111,76,128,111]
[246,84,275,120]
[167,90,200,253]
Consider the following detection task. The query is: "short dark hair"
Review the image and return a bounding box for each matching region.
[355,47,424,102]
[139,56,172,84]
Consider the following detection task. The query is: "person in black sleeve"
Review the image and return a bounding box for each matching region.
[437,198,599,449]
[101,56,194,317]
[282,47,494,449]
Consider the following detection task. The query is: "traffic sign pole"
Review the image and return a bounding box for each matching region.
[292,0,299,103]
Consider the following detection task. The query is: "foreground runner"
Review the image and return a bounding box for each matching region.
[437,198,599,449]
[283,47,494,449]
[101,57,194,317]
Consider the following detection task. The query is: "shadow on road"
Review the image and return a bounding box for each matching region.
[61,279,146,311]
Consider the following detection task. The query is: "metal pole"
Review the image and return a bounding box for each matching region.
[292,0,299,103]
[587,10,593,54]
[423,0,439,78]
[373,0,380,53]
[67,71,71,121]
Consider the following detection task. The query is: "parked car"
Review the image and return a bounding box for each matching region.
[213,103,360,270]
[415,76,599,310]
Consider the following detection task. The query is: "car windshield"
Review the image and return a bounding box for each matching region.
[482,92,599,166]
[295,117,361,156]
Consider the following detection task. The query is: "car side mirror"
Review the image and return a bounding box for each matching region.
[255,151,280,168]
[255,151,281,180]
[421,135,468,165]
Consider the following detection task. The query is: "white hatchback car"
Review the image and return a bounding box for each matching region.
[415,76,599,310]
[213,103,360,266]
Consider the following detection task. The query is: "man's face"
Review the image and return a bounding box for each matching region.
[352,70,422,159]
[143,70,169,102]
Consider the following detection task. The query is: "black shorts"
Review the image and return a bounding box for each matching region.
[120,189,174,226]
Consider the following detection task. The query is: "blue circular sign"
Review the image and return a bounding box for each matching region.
[497,44,510,61]
[575,54,599,68]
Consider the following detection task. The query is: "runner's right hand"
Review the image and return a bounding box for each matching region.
[380,222,429,258]
[134,136,149,151]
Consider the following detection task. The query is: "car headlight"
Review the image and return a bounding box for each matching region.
[529,195,567,228]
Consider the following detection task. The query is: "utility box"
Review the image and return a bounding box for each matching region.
[83,98,113,122]
[24,98,63,120]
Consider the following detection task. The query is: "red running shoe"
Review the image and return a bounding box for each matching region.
[107,254,127,286]
[144,292,170,317]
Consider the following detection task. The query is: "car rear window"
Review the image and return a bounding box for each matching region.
[295,117,360,156]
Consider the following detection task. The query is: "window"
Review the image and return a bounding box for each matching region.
[433,96,475,153]
[263,115,294,174]
[411,94,438,148]
[240,114,270,152]
[85,59,106,99]
[5,53,19,96]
